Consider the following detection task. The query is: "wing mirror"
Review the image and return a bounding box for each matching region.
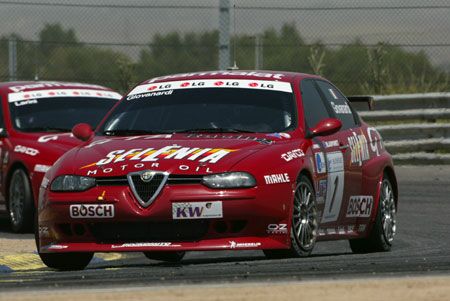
[72,123,93,142]
[307,118,342,138]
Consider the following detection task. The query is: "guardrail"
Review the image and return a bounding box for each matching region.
[355,93,450,165]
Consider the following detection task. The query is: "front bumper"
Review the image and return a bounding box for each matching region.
[38,182,294,253]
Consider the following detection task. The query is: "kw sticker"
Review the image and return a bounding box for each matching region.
[172,201,223,219]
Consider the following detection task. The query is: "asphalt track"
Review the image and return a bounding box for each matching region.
[0,165,449,292]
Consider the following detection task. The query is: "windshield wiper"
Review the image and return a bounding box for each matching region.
[21,127,71,133]
[172,128,257,133]
[102,129,171,136]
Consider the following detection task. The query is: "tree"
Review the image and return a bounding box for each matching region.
[39,23,79,59]
[136,31,218,80]
[0,22,447,94]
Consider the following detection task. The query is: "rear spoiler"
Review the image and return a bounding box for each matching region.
[347,96,375,110]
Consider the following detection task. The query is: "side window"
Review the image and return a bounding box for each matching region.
[300,79,332,128]
[315,80,357,129]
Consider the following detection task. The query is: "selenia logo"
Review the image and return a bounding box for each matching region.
[81,145,235,169]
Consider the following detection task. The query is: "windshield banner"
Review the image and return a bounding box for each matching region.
[8,89,122,103]
[128,79,293,97]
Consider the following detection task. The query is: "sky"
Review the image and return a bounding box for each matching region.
[1,0,449,66]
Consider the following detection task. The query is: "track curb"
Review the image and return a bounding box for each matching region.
[0,252,123,273]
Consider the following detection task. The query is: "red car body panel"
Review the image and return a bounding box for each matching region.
[0,81,121,217]
[37,71,397,253]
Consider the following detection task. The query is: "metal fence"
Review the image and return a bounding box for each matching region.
[355,93,450,164]
[1,0,450,94]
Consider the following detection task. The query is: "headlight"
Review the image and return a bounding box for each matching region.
[202,172,256,189]
[50,175,96,192]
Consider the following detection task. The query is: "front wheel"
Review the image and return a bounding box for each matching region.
[349,173,397,253]
[143,251,186,263]
[264,175,318,259]
[38,252,94,271]
[34,215,93,271]
[8,169,34,233]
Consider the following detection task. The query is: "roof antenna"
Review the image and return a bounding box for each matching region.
[227,2,239,70]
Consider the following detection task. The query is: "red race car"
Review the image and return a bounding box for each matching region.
[36,71,398,270]
[0,81,121,232]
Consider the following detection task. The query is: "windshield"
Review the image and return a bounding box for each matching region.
[9,97,119,132]
[100,86,296,135]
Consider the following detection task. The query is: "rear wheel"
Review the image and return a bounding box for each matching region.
[143,251,186,263]
[349,173,396,253]
[264,175,318,259]
[8,169,34,233]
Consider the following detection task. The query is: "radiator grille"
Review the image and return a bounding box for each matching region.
[127,170,168,207]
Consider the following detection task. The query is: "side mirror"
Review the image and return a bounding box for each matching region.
[72,123,93,142]
[307,118,342,138]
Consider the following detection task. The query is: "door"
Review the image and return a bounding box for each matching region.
[314,80,364,233]
[300,79,346,232]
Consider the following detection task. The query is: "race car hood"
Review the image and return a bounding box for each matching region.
[71,133,286,177]
[14,132,81,160]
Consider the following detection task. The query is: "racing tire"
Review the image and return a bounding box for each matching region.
[34,213,93,271]
[143,251,186,263]
[264,175,318,259]
[38,252,94,271]
[8,169,34,233]
[349,173,396,253]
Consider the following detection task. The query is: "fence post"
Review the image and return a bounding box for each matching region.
[8,36,17,81]
[218,0,230,70]
[255,35,263,70]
